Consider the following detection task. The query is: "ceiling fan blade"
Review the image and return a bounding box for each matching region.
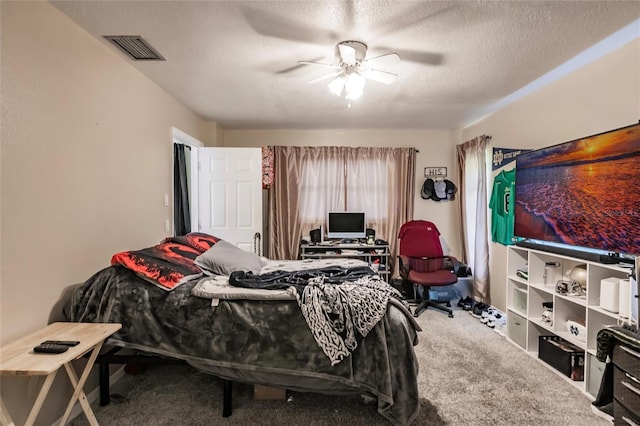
[374,4,463,39]
[307,70,344,84]
[377,47,444,66]
[360,69,397,85]
[298,61,341,70]
[338,44,357,65]
[364,53,401,68]
[274,56,327,74]
[241,6,338,45]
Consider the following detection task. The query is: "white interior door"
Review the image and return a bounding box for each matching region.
[197,147,262,253]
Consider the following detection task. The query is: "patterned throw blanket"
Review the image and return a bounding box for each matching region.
[299,274,407,365]
[230,266,408,365]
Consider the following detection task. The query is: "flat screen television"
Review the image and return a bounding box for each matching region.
[327,212,366,240]
[633,257,639,333]
[514,122,640,258]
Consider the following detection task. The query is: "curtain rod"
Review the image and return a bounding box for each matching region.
[415,134,491,153]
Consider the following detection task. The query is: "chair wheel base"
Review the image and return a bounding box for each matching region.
[411,300,453,319]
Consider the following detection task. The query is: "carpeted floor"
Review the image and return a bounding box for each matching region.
[70,305,610,425]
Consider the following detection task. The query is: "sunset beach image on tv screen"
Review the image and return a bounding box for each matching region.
[514,123,640,256]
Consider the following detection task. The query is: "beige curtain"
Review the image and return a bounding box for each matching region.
[456,136,491,303]
[346,147,415,276]
[268,146,415,272]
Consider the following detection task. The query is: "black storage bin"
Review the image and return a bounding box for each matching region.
[391,278,405,294]
[392,278,415,300]
[538,335,585,381]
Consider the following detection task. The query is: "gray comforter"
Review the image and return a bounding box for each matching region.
[65,264,421,425]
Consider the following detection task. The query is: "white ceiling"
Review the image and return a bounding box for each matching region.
[50,1,640,130]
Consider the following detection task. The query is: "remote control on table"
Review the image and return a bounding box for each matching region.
[33,343,69,354]
[41,340,80,347]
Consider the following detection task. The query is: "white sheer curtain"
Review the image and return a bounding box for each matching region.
[299,154,345,222]
[456,136,491,303]
[299,147,394,236]
[345,153,388,221]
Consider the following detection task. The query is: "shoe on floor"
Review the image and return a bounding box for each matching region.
[462,297,475,311]
[471,303,487,318]
[458,296,473,309]
[480,307,496,324]
[487,310,506,328]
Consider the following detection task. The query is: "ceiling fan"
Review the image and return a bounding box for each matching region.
[299,40,401,101]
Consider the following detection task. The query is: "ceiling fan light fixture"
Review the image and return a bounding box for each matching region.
[306,40,400,104]
[328,76,345,96]
[345,88,363,101]
[344,73,365,100]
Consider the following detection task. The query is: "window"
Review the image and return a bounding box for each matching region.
[267,145,415,261]
[299,157,388,224]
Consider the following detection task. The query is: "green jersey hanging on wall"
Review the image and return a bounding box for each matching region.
[489,169,516,245]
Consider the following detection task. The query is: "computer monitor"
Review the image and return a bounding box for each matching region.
[326,212,366,240]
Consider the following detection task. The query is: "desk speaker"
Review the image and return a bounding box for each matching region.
[310,228,322,243]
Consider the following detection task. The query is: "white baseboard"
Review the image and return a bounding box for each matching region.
[51,365,126,426]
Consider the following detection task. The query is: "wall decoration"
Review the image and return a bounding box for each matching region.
[262,146,274,189]
[424,166,447,178]
[492,148,531,171]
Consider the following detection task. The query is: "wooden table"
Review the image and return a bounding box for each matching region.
[0,322,121,426]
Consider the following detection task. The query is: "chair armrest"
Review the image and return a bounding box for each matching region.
[400,254,458,264]
[399,254,459,274]
[397,255,410,277]
[443,256,460,273]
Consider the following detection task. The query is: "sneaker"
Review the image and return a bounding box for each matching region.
[462,297,475,311]
[458,296,473,309]
[471,303,487,318]
[480,307,497,324]
[487,310,506,328]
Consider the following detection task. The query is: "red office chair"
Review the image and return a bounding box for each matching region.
[398,220,458,318]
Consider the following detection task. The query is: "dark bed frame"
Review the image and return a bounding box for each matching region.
[95,347,233,417]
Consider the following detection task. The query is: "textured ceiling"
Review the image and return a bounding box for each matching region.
[50,1,640,130]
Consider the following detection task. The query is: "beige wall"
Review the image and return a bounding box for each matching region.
[463,39,640,311]
[0,2,208,423]
[223,129,463,258]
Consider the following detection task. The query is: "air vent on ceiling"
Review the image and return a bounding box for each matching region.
[103,35,165,61]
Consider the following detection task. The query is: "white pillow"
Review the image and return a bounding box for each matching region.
[195,240,264,275]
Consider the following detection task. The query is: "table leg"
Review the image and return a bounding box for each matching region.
[59,342,103,425]
[1,397,16,426]
[24,370,58,426]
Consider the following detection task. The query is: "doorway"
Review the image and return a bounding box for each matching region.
[171,128,263,253]
[171,127,202,236]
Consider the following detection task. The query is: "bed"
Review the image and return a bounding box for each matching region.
[63,233,422,426]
